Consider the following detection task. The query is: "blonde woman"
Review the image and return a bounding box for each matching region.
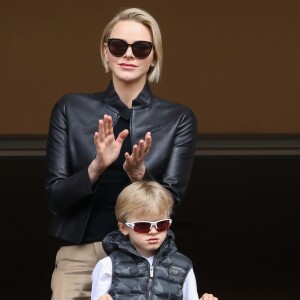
[46,7,197,299]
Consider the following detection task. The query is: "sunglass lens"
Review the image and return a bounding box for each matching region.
[108,39,127,57]
[132,41,152,58]
[134,222,152,233]
[156,220,170,232]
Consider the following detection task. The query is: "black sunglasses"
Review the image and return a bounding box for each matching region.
[107,38,154,59]
[125,219,172,233]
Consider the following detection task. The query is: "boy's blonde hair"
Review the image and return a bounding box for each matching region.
[100,7,163,83]
[115,181,173,222]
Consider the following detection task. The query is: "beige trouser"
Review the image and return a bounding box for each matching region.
[51,242,106,300]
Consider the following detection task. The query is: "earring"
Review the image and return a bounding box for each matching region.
[151,63,155,67]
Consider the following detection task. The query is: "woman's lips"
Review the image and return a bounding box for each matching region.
[120,63,136,69]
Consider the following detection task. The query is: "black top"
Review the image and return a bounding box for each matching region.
[82,102,132,244]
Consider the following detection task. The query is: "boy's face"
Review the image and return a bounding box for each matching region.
[118,214,170,258]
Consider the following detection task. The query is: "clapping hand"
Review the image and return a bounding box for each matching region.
[89,114,129,185]
[123,131,152,182]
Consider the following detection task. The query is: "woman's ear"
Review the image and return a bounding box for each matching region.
[118,222,129,236]
[103,43,109,57]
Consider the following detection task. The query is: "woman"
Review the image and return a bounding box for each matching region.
[45,7,197,300]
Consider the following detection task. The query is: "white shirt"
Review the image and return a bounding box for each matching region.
[91,255,199,300]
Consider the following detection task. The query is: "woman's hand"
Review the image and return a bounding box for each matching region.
[200,293,218,300]
[89,115,129,185]
[123,131,152,182]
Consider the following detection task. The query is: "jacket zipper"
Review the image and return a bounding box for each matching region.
[147,265,154,299]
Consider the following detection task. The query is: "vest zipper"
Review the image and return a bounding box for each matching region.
[147,265,154,299]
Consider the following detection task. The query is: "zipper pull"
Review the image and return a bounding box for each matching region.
[149,266,154,278]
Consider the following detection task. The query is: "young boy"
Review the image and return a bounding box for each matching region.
[91,181,218,300]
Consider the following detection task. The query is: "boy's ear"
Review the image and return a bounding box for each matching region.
[118,222,129,236]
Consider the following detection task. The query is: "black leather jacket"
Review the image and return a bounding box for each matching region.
[45,81,197,244]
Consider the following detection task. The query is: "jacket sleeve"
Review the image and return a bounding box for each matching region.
[144,108,197,211]
[45,96,94,216]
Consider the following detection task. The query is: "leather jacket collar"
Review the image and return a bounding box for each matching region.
[104,81,153,112]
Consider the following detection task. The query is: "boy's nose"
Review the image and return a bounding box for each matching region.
[148,226,158,234]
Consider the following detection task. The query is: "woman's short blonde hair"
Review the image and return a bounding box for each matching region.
[100,7,163,83]
[115,181,173,222]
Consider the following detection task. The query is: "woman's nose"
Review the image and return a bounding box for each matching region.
[124,45,134,58]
